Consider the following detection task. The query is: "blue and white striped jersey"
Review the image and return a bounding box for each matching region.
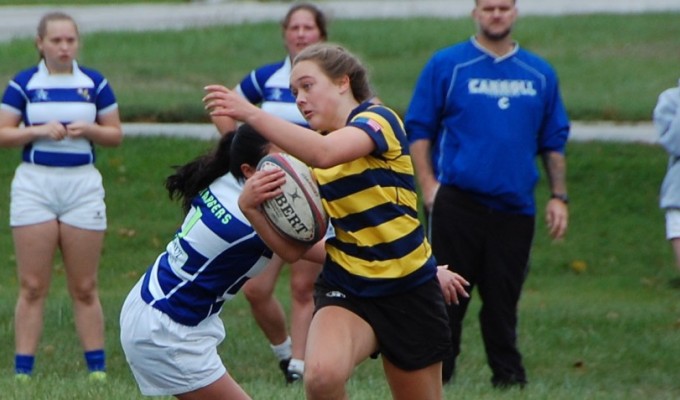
[139,173,273,326]
[236,57,308,127]
[0,60,118,167]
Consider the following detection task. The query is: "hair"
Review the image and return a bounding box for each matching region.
[165,124,270,213]
[282,2,328,41]
[37,12,79,39]
[293,43,373,103]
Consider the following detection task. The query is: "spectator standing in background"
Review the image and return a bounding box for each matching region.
[654,79,680,286]
[0,11,122,381]
[404,0,570,388]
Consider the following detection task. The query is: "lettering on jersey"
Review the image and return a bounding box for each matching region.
[200,189,233,224]
[273,192,310,234]
[271,88,283,101]
[469,78,536,110]
[468,79,537,97]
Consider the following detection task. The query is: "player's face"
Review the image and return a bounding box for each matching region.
[473,0,517,41]
[291,60,344,132]
[284,9,324,59]
[37,19,79,73]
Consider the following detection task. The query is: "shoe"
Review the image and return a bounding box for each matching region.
[89,371,107,383]
[15,373,31,383]
[278,359,302,384]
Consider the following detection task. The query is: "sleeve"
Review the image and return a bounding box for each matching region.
[95,77,118,116]
[655,84,680,156]
[404,54,445,144]
[0,78,27,116]
[537,68,570,154]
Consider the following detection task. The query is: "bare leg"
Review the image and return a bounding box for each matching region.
[242,255,288,346]
[671,238,680,275]
[304,306,377,400]
[60,223,105,351]
[13,221,59,355]
[289,259,322,362]
[383,358,443,400]
[176,372,251,400]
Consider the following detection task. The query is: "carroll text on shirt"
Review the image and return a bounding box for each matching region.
[200,190,233,224]
[468,79,537,97]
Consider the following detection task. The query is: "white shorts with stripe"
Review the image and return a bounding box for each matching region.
[10,163,106,230]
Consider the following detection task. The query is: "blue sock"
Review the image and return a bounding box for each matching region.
[15,354,35,375]
[84,349,106,372]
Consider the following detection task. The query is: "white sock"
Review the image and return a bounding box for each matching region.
[288,358,304,375]
[270,336,292,361]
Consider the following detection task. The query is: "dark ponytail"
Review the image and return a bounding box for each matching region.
[165,124,270,213]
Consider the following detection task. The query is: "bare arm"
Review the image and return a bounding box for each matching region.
[0,110,67,147]
[541,150,568,239]
[203,84,374,169]
[410,139,439,213]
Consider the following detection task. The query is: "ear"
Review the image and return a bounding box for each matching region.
[337,74,351,94]
[241,163,257,179]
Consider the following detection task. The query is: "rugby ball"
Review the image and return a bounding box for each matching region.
[256,153,328,244]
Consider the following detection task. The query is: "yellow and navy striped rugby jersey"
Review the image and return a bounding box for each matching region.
[314,101,437,297]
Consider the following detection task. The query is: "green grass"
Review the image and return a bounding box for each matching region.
[0,13,678,122]
[0,138,679,399]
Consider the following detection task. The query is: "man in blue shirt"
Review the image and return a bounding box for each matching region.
[405,0,570,388]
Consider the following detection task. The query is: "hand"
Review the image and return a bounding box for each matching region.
[436,265,469,305]
[203,84,260,123]
[65,121,93,139]
[238,168,286,214]
[37,121,67,141]
[546,199,568,240]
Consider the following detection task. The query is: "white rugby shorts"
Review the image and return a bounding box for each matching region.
[119,278,227,396]
[10,163,106,230]
[666,209,680,239]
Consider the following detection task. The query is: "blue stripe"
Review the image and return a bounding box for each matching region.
[336,202,417,233]
[23,148,94,166]
[320,168,415,203]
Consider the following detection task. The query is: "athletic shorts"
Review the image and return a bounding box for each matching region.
[314,275,452,371]
[10,163,106,230]
[666,208,680,239]
[119,278,227,396]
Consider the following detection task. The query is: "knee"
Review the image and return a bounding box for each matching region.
[69,280,98,304]
[304,362,347,399]
[242,280,272,303]
[18,279,49,303]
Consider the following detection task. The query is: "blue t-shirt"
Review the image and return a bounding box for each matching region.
[405,37,570,215]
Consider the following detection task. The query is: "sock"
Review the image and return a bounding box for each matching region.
[84,349,106,372]
[270,336,292,361]
[288,358,304,374]
[15,354,35,375]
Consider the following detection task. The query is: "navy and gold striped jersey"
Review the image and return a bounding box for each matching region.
[315,102,437,297]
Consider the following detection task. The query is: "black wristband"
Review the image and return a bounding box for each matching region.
[550,193,569,204]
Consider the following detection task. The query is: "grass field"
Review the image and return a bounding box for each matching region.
[0,13,678,122]
[0,7,679,400]
[0,138,679,399]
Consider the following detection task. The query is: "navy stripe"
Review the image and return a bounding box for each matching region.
[329,224,427,262]
[336,202,418,233]
[322,257,436,297]
[320,168,416,203]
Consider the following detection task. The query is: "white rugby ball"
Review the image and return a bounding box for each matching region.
[256,153,328,244]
